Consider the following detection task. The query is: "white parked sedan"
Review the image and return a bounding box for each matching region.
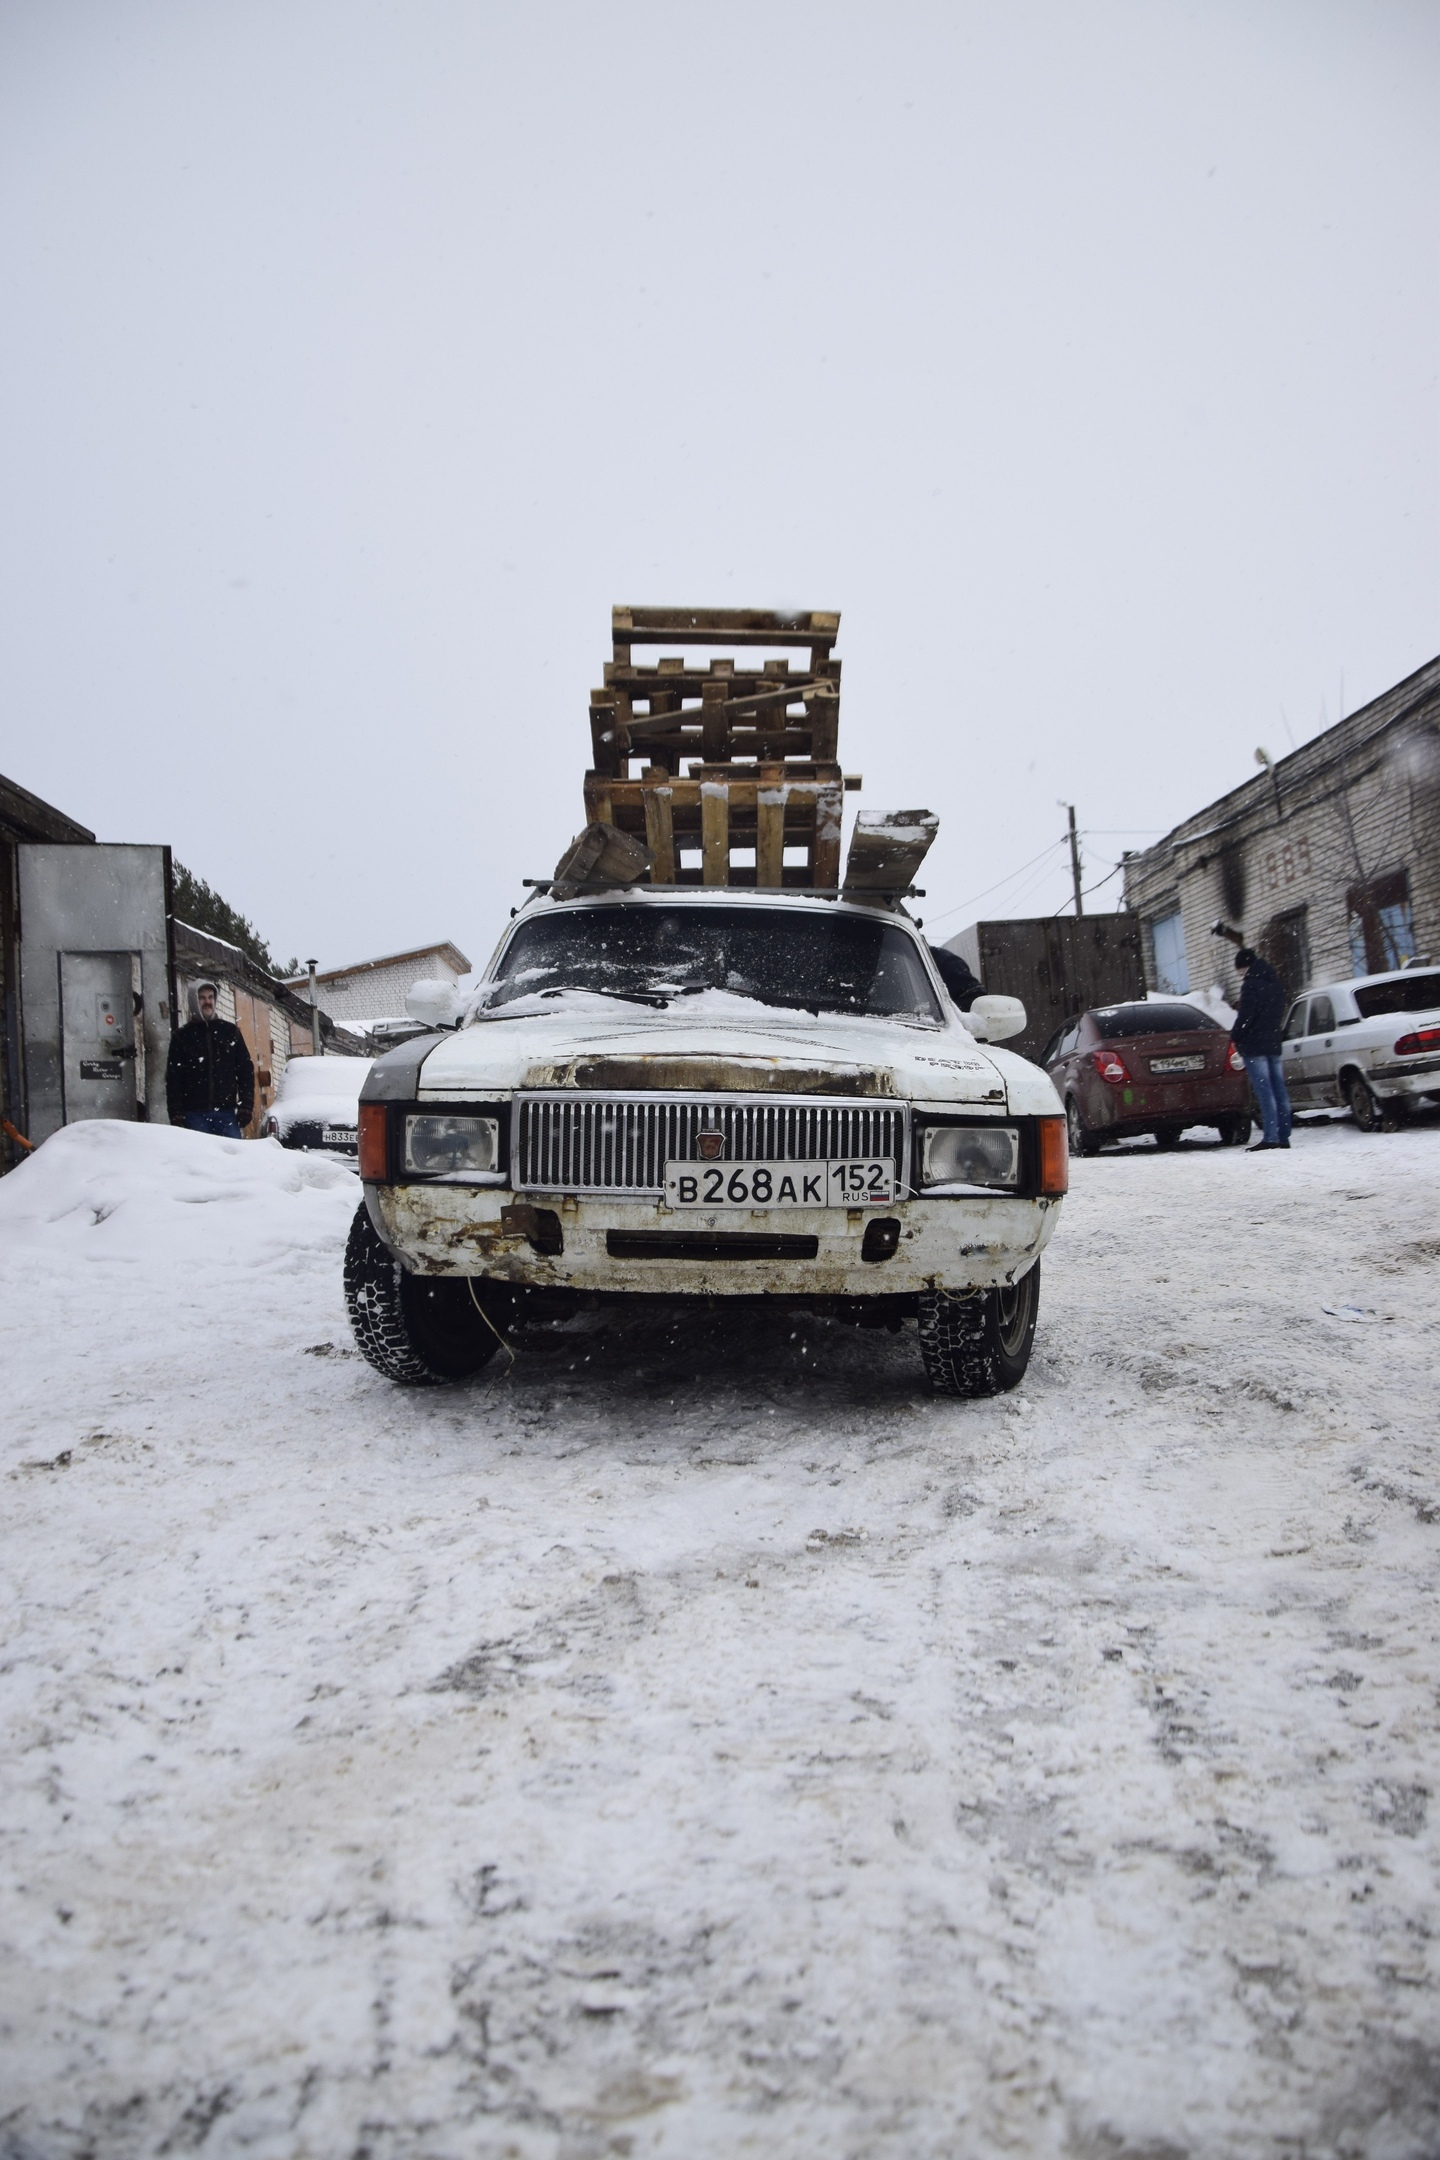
[1280,963,1440,1130]
[261,1055,374,1155]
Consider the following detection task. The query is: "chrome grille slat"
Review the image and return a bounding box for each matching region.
[514,1093,908,1197]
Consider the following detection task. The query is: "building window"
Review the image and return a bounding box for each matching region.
[1347,869,1415,975]
[1150,908,1189,994]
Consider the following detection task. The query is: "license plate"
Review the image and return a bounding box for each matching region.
[1149,1055,1204,1074]
[322,1126,357,1145]
[664,1158,896,1208]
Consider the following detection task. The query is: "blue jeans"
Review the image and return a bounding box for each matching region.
[181,1109,244,1139]
[1242,1054,1292,1146]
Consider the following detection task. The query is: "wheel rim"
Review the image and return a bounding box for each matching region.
[995,1273,1033,1356]
[1349,1079,1374,1130]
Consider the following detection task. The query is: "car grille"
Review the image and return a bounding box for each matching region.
[514,1093,908,1196]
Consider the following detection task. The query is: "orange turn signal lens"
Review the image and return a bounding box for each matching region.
[358,1101,388,1182]
[1037,1116,1069,1196]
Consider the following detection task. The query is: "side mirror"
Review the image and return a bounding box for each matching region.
[968,994,1027,1043]
[405,978,465,1029]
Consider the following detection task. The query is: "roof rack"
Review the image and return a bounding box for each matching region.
[523,880,927,900]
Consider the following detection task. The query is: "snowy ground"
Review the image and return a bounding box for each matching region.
[1,1114,1438,2159]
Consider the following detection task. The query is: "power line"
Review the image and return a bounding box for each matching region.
[927,837,1069,928]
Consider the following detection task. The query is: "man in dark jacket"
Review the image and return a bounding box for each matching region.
[1230,947,1292,1151]
[165,980,255,1138]
[928,943,984,1011]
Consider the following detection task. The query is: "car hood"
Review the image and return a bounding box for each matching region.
[414,999,1055,1112]
[270,1093,362,1131]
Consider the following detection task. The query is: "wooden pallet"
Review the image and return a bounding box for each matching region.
[591,607,843,780]
[583,763,858,889]
[580,606,860,889]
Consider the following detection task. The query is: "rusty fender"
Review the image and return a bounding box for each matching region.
[368,1183,1061,1299]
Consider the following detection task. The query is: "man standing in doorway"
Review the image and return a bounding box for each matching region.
[165,979,254,1139]
[1231,946,1292,1152]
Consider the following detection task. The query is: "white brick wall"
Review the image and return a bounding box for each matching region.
[308,946,466,1023]
[1125,658,1440,1004]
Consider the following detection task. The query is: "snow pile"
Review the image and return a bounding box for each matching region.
[0,1117,356,1256]
[0,1122,358,1422]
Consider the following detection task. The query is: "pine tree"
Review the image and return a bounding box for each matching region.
[172,863,280,977]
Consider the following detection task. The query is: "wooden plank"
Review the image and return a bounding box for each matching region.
[614,605,840,650]
[812,782,844,889]
[594,773,846,815]
[842,809,939,892]
[700,781,730,885]
[583,775,615,826]
[552,821,652,899]
[756,784,787,888]
[807,685,840,763]
[641,778,675,884]
[700,680,728,764]
[625,680,827,732]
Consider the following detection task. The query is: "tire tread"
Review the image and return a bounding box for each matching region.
[344,1204,462,1385]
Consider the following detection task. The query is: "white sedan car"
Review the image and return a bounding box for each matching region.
[261,1055,374,1155]
[1280,963,1440,1130]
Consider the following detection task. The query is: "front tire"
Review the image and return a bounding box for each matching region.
[1154,1124,1183,1150]
[1218,1115,1252,1147]
[344,1203,503,1384]
[918,1264,1040,1398]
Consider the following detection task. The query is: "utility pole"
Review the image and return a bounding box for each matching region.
[306,959,322,1055]
[1065,804,1084,916]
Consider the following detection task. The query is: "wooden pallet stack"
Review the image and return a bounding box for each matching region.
[581,607,860,889]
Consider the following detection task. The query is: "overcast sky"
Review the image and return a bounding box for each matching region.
[1,0,1435,973]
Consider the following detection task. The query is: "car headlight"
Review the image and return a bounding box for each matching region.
[921,1123,1020,1190]
[403,1113,500,1176]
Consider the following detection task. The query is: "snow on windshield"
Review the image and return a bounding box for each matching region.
[482,906,944,1023]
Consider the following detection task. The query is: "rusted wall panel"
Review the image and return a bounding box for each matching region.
[946,915,1145,1062]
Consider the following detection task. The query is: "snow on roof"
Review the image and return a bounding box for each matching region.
[288,940,471,984]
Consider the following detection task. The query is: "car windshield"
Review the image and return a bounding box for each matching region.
[1092,1002,1219,1037]
[484,905,944,1022]
[1353,972,1440,1018]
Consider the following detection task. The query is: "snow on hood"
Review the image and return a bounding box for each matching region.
[416,995,1058,1111]
[0,1120,357,1268]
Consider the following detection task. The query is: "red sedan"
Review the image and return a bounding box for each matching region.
[1040,1000,1253,1154]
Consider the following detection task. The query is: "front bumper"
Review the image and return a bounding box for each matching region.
[368,1182,1061,1297]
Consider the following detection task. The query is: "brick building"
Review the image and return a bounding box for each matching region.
[289,940,470,1027]
[1123,654,1440,1007]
